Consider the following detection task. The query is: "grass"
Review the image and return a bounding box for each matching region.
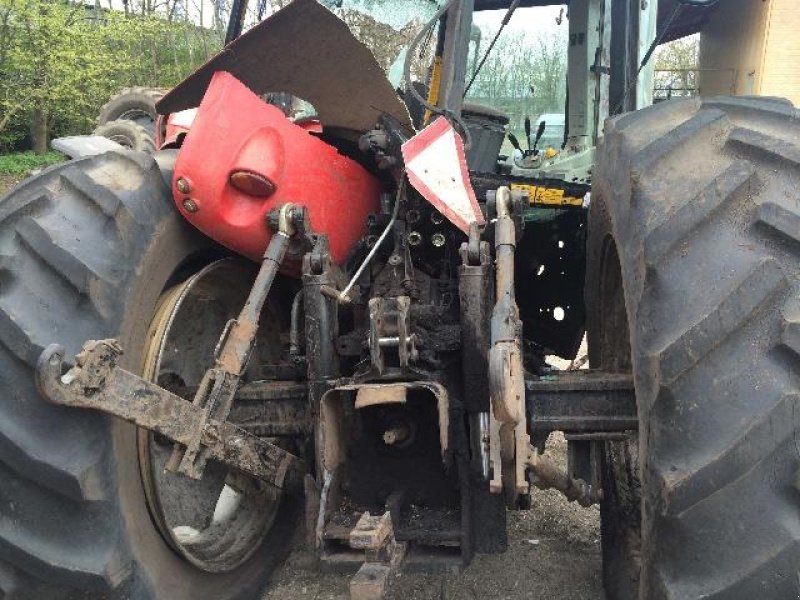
[0,151,65,176]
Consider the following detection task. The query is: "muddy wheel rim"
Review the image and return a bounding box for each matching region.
[137,258,283,573]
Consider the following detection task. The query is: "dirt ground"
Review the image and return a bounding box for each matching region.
[0,175,22,196]
[262,433,604,600]
[263,344,603,600]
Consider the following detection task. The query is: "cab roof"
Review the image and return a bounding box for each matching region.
[473,0,718,42]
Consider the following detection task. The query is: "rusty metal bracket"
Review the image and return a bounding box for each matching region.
[367,296,416,374]
[167,203,303,479]
[348,511,407,600]
[36,340,304,493]
[319,381,449,475]
[486,187,527,507]
[526,371,637,433]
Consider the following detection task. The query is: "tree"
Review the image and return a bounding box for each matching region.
[654,34,699,100]
[465,28,567,132]
[0,0,221,152]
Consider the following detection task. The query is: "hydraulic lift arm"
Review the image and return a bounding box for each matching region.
[36,340,305,492]
[35,204,307,493]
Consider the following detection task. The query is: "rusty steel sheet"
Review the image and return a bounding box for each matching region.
[233,396,310,437]
[157,0,414,135]
[36,340,305,493]
[172,380,309,403]
[326,381,449,457]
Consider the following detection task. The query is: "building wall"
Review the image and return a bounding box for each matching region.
[759,0,800,105]
[698,0,770,98]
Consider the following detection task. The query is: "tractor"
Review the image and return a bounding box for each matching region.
[1,0,798,599]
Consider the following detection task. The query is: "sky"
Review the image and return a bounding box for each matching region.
[473,4,567,39]
[108,0,568,37]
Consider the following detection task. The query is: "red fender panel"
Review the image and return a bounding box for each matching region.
[172,71,382,271]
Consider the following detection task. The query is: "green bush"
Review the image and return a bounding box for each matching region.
[0,151,65,175]
[0,0,222,152]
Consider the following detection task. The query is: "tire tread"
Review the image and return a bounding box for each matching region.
[594,96,800,598]
[0,152,171,595]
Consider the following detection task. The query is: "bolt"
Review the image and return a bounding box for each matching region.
[407,231,422,246]
[183,198,199,213]
[430,211,444,225]
[288,205,306,229]
[431,232,446,247]
[176,177,191,194]
[383,424,410,445]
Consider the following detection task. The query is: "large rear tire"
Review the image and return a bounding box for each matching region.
[588,96,800,598]
[97,86,163,134]
[0,151,295,599]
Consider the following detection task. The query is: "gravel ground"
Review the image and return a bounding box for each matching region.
[263,345,602,600]
[262,433,604,600]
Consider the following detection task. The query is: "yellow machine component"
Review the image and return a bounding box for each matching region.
[543,147,559,159]
[510,183,584,207]
[423,56,443,125]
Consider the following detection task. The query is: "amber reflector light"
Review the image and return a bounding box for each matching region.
[229,170,276,197]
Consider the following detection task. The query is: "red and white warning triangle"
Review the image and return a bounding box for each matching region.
[402,117,484,234]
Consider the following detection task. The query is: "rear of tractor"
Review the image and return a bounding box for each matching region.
[2,1,800,599]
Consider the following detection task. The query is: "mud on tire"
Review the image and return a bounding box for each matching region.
[588,96,800,598]
[0,151,294,599]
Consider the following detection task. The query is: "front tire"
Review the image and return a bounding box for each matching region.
[0,151,294,598]
[589,96,800,598]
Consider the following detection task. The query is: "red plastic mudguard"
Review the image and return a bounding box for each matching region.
[172,71,382,271]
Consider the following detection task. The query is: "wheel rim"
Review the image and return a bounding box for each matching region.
[137,258,283,573]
